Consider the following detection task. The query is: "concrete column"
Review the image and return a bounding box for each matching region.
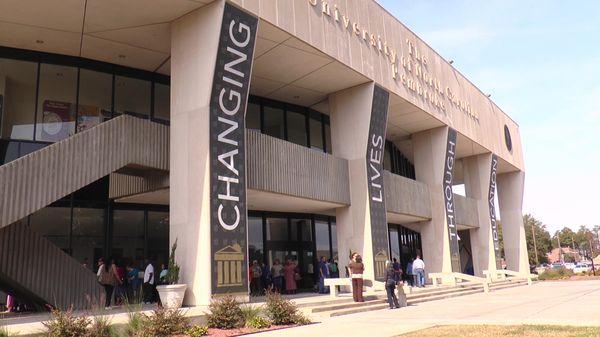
[497,171,530,274]
[170,1,224,306]
[463,153,498,277]
[412,127,453,278]
[329,82,378,283]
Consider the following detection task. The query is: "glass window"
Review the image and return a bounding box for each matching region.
[248,216,263,263]
[324,120,332,154]
[112,210,145,263]
[263,106,284,139]
[331,222,338,261]
[30,207,71,255]
[246,101,260,130]
[36,64,77,142]
[147,211,169,267]
[0,140,19,164]
[154,83,170,121]
[71,207,105,267]
[389,227,400,261]
[114,76,150,117]
[384,143,392,171]
[286,109,307,146]
[315,220,330,259]
[266,217,287,241]
[309,111,323,151]
[77,69,112,133]
[0,58,37,140]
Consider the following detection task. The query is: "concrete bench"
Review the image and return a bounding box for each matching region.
[324,278,373,298]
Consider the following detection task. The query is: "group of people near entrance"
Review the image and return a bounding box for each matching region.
[96,257,168,309]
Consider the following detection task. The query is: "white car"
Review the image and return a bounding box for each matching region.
[573,263,592,274]
[564,262,576,270]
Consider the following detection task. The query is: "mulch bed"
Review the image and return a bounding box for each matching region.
[172,324,296,337]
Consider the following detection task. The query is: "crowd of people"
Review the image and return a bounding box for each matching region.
[95,257,168,309]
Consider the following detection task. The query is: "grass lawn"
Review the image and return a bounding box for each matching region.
[400,325,600,337]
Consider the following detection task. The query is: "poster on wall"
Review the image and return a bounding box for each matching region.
[41,100,74,141]
[366,85,391,282]
[443,128,461,272]
[209,2,258,295]
[76,105,111,133]
[488,154,502,269]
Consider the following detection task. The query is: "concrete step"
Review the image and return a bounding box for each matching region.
[406,283,483,300]
[489,279,528,291]
[295,294,380,309]
[408,287,484,305]
[310,298,387,313]
[329,301,391,317]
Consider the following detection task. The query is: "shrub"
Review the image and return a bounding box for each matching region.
[264,290,310,326]
[0,326,17,337]
[136,308,189,337]
[123,298,144,337]
[241,304,262,323]
[185,325,209,337]
[539,267,574,281]
[207,296,244,329]
[88,315,117,337]
[42,309,90,337]
[167,239,181,284]
[245,316,271,329]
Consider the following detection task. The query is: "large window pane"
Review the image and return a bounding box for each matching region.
[248,216,263,263]
[324,121,332,154]
[114,76,150,117]
[30,207,71,255]
[263,106,284,139]
[384,144,392,171]
[154,83,170,121]
[77,69,112,133]
[71,207,105,267]
[331,222,338,261]
[0,140,19,164]
[266,217,287,241]
[36,64,77,142]
[315,220,330,259]
[246,101,260,130]
[148,211,169,267]
[0,58,37,140]
[112,210,145,264]
[389,227,400,261]
[309,111,323,151]
[286,109,307,146]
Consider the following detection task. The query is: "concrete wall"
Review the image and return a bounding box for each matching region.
[383,170,431,219]
[454,194,479,228]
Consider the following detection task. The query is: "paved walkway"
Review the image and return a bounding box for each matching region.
[253,280,600,337]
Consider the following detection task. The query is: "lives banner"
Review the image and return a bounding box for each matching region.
[209,2,258,295]
[366,85,391,282]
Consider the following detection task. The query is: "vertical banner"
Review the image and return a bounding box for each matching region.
[366,85,390,282]
[488,154,502,269]
[209,2,258,295]
[443,128,461,272]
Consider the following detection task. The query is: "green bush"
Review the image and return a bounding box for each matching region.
[245,316,271,329]
[264,290,310,326]
[185,325,209,337]
[42,309,90,337]
[207,296,244,329]
[539,267,574,281]
[135,308,189,337]
[88,315,117,337]
[241,304,262,323]
[0,326,17,337]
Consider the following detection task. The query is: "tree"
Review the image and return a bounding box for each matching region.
[497,214,551,266]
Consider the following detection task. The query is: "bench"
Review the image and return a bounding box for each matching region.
[323,278,373,298]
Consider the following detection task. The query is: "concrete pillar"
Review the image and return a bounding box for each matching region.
[329,82,388,284]
[497,171,530,274]
[463,153,498,277]
[170,1,224,306]
[412,127,454,278]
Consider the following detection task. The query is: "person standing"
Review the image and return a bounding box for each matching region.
[318,256,330,294]
[97,258,119,309]
[271,259,284,293]
[384,261,400,309]
[348,253,365,302]
[406,258,414,287]
[250,260,262,296]
[261,262,272,293]
[283,259,297,294]
[413,255,426,288]
[143,259,155,304]
[392,258,402,283]
[159,263,168,285]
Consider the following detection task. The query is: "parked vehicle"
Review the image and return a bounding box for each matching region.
[573,263,592,274]
[564,262,576,270]
[551,262,564,269]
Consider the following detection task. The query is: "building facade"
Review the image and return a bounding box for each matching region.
[0,0,528,309]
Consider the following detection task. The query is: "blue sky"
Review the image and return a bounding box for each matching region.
[378,0,600,233]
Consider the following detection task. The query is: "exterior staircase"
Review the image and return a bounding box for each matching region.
[302,278,531,319]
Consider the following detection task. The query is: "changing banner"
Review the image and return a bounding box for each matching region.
[443,128,461,272]
[488,154,502,269]
[366,85,391,282]
[209,2,258,295]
